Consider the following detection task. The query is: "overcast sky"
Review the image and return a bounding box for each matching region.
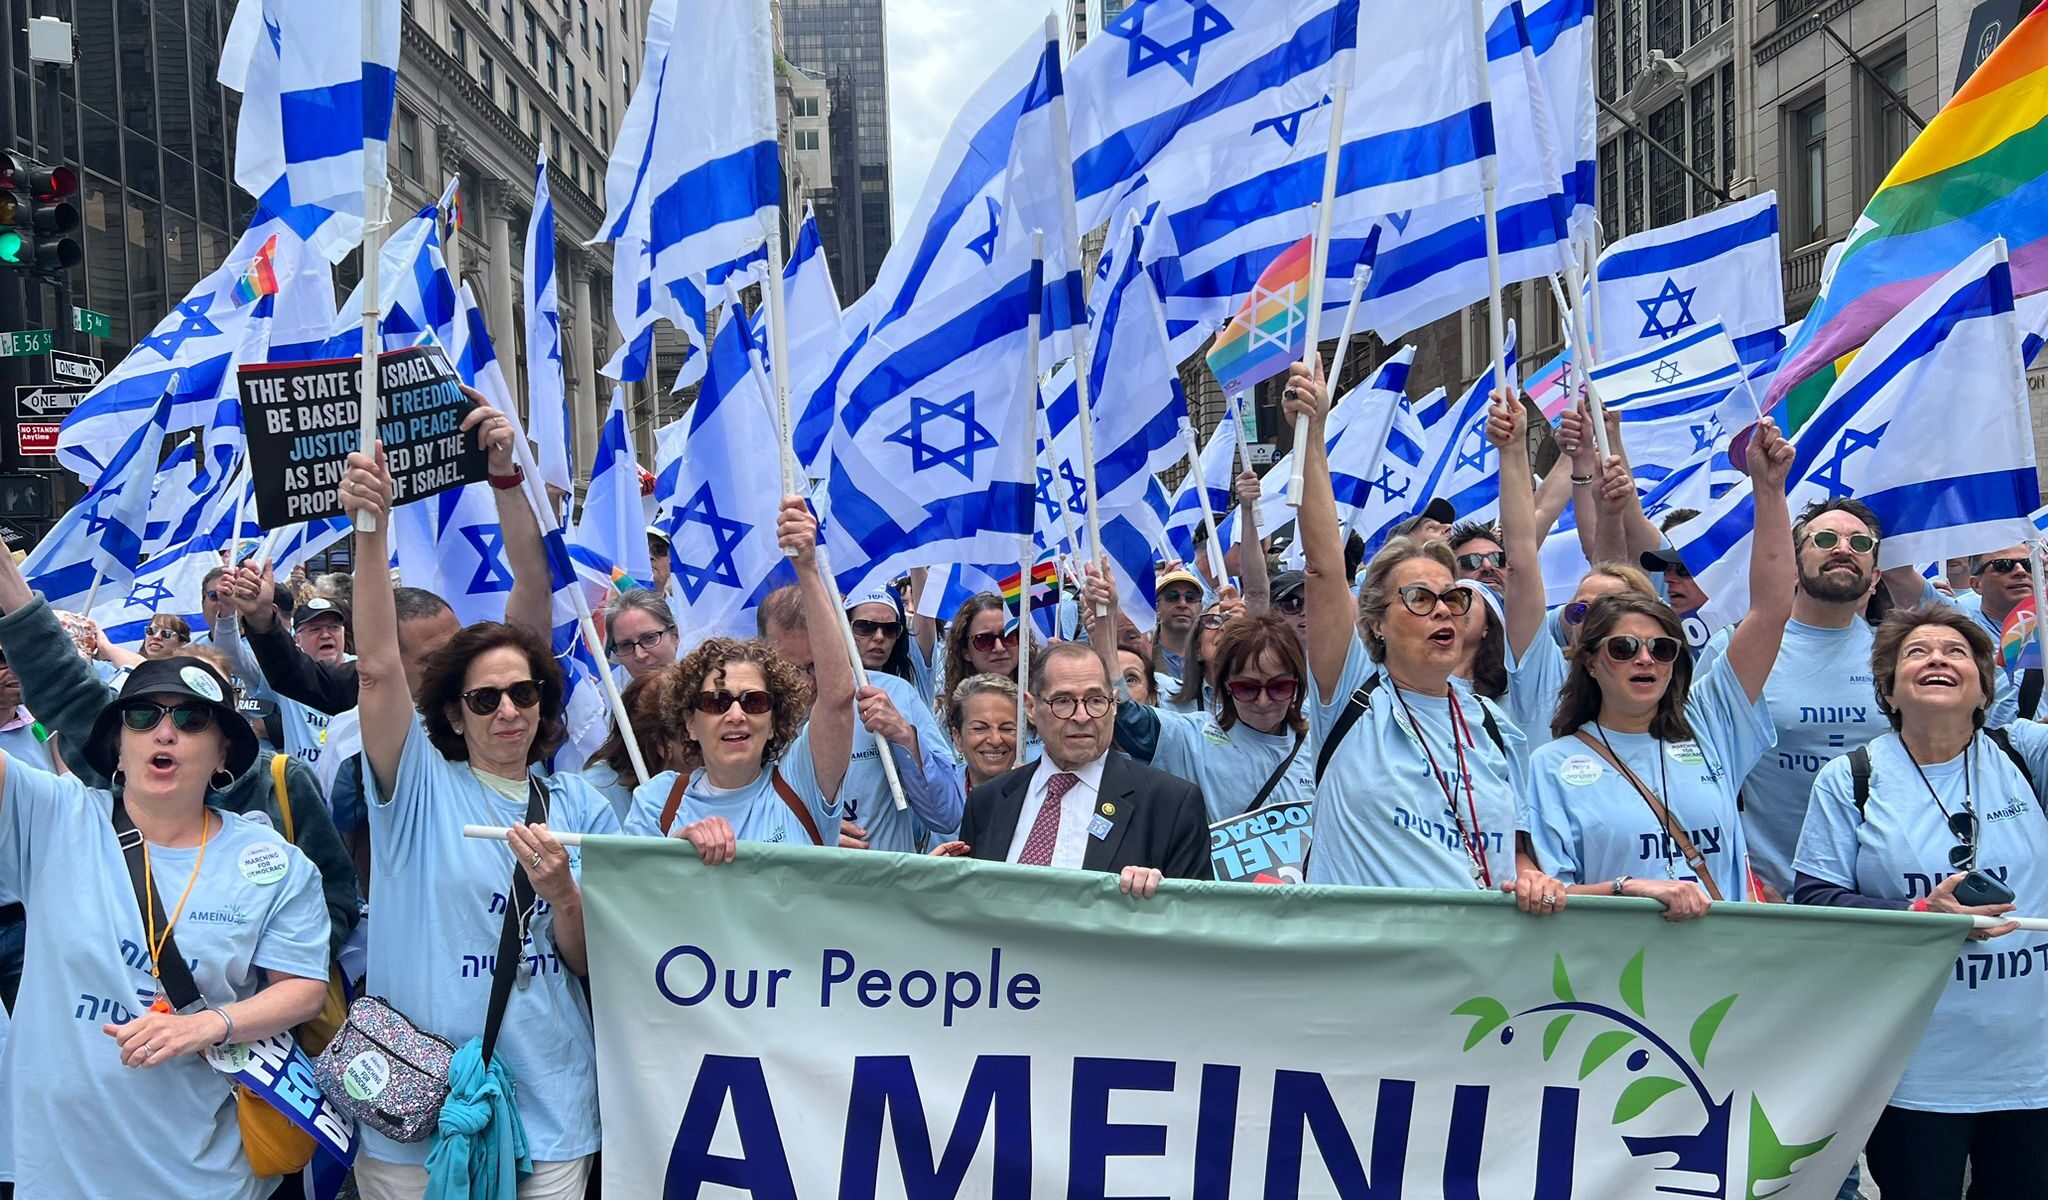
[886,0,1056,234]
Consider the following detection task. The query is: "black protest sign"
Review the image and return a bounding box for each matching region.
[239,346,489,527]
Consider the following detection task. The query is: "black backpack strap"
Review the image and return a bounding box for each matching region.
[1245,728,1306,813]
[1849,746,1872,816]
[2022,669,2044,723]
[1984,727,2038,796]
[1313,674,1383,785]
[481,777,550,1065]
[1476,702,1507,758]
[111,797,204,1012]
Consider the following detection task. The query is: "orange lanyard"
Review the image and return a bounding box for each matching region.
[143,812,214,1010]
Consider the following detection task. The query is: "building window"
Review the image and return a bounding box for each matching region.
[583,82,593,128]
[524,7,538,68]
[1720,62,1735,194]
[570,146,581,183]
[1623,131,1645,235]
[795,128,820,151]
[529,99,541,140]
[1649,0,1681,54]
[793,95,819,118]
[623,60,631,92]
[1689,75,1717,213]
[395,107,421,180]
[552,128,563,162]
[1597,2,1617,101]
[595,22,605,66]
[1648,99,1685,227]
[1789,98,1827,244]
[1872,53,1911,189]
[1689,0,1717,40]
[1622,0,1644,92]
[600,102,610,147]
[481,54,496,103]
[566,57,575,102]
[579,0,590,47]
[1599,136,1620,237]
[546,35,559,89]
[450,21,468,68]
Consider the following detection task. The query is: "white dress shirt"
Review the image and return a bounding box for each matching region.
[1004,753,1107,869]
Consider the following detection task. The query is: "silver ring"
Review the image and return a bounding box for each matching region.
[1541,894,1558,906]
[141,1044,155,1055]
[529,852,543,868]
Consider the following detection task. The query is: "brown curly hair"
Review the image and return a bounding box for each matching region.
[661,637,811,773]
[942,593,1038,711]
[417,621,567,764]
[589,668,674,785]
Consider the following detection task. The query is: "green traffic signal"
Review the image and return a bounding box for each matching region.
[0,230,22,267]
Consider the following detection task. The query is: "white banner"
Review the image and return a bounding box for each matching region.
[581,838,1962,1198]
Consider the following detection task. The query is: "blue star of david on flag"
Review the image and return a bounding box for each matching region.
[1690,422,1717,453]
[80,492,116,538]
[1370,466,1409,502]
[1385,210,1413,235]
[459,524,515,594]
[1456,426,1495,475]
[885,392,999,480]
[669,482,751,602]
[124,580,174,611]
[1034,466,1063,524]
[966,197,1001,267]
[1111,0,1234,85]
[1809,424,1889,499]
[1058,461,1089,515]
[1252,95,1332,147]
[1651,359,1682,385]
[140,295,225,360]
[1637,278,1699,340]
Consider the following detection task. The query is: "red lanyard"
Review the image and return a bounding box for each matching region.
[1393,685,1492,888]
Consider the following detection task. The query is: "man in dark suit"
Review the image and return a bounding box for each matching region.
[936,642,1213,893]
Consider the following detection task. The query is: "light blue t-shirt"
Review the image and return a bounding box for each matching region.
[625,726,840,845]
[579,760,637,823]
[1696,620,1882,893]
[1150,709,1313,824]
[1505,634,1568,749]
[1528,653,1773,901]
[361,715,622,1166]
[1794,726,2048,1112]
[841,672,964,853]
[1306,634,1529,889]
[0,758,328,1198]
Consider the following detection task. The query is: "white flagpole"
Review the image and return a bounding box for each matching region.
[814,543,909,812]
[1182,419,1228,585]
[1018,232,1044,767]
[1286,81,1351,509]
[82,569,101,616]
[762,221,799,500]
[1559,257,1613,460]
[356,0,387,536]
[2030,543,2048,685]
[1469,0,1511,410]
[229,458,253,566]
[1046,26,1107,614]
[1327,262,1370,392]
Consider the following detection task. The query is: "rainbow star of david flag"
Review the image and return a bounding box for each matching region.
[1205,236,1312,398]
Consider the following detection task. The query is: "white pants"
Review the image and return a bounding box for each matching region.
[352,1154,593,1200]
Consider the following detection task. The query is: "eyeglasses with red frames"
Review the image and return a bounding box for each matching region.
[694,689,775,716]
[970,629,1021,653]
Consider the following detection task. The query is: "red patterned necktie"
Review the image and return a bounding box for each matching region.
[1017,772,1078,866]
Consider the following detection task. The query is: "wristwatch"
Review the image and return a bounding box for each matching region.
[1611,875,1631,896]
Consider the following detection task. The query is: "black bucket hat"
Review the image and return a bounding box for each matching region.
[85,657,259,784]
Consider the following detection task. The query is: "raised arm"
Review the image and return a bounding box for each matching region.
[1283,360,1352,703]
[1725,419,1798,701]
[340,446,410,799]
[1491,391,1548,658]
[230,562,358,715]
[1606,410,1667,559]
[464,391,551,637]
[1232,470,1270,611]
[0,557,118,787]
[786,498,854,802]
[1556,399,1605,563]
[908,567,939,661]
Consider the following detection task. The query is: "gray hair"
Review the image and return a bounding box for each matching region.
[947,673,1020,734]
[1028,641,1109,695]
[604,587,675,632]
[392,587,452,625]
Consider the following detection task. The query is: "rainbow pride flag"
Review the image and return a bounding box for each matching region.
[998,560,1060,611]
[1766,2,2048,427]
[230,235,280,306]
[1206,237,1312,397]
[2002,595,2042,672]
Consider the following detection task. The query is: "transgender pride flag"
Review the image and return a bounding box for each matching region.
[1524,347,1573,419]
[1205,237,1311,397]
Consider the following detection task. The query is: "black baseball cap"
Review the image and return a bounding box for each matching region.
[1639,547,1686,574]
[85,657,259,782]
[291,596,351,631]
[1270,570,1306,605]
[1390,498,1458,541]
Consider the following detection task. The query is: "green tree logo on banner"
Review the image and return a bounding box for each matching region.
[1454,947,1836,1199]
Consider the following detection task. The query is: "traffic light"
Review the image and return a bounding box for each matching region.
[0,153,78,276]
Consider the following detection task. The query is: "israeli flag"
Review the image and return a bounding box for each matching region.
[1324,347,1423,540]
[660,295,790,644]
[1522,0,1596,241]
[1676,240,2037,628]
[783,207,848,478]
[1065,0,1369,234]
[57,208,336,484]
[594,0,777,346]
[1403,323,1518,527]
[83,458,251,645]
[1164,401,1248,556]
[570,388,656,597]
[218,0,400,261]
[1595,192,1787,366]
[1589,321,1746,408]
[22,387,174,610]
[326,202,459,354]
[526,153,573,495]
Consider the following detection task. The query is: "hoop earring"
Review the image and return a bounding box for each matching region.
[209,767,236,792]
[110,768,126,790]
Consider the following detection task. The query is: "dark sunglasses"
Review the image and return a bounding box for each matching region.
[1158,588,1202,605]
[1599,635,1683,664]
[145,625,189,641]
[1456,551,1506,572]
[1982,557,2031,576]
[121,701,216,733]
[1396,583,1473,617]
[1563,601,1591,626]
[1225,677,1299,704]
[1948,811,1980,872]
[1273,593,1305,615]
[695,689,775,716]
[850,618,902,639]
[1807,530,1878,555]
[1197,611,1230,630]
[970,629,1021,653]
[460,679,544,716]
